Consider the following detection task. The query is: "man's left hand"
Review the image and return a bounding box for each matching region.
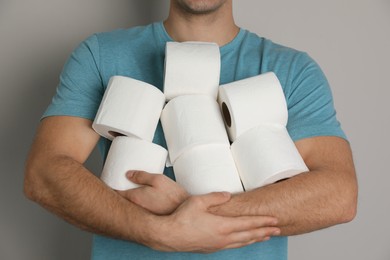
[118,171,190,215]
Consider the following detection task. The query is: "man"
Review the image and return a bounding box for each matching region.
[24,0,358,259]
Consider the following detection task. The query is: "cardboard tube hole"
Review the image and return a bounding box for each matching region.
[222,102,232,128]
[108,131,125,138]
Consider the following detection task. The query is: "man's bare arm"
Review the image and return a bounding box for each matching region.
[23,116,154,241]
[210,136,358,236]
[24,116,280,252]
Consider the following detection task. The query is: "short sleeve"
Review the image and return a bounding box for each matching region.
[286,53,347,142]
[42,34,104,120]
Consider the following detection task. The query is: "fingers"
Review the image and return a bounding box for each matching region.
[126,170,162,186]
[230,226,280,242]
[221,215,278,233]
[193,192,231,208]
[162,194,281,253]
[215,215,279,250]
[223,226,280,250]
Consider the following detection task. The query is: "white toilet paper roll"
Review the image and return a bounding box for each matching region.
[93,76,165,141]
[231,124,308,191]
[161,95,230,164]
[173,144,244,195]
[218,72,288,142]
[101,136,168,191]
[164,41,221,101]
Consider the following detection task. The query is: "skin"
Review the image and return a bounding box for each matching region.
[24,0,358,253]
[164,0,239,45]
[174,0,227,15]
[125,136,358,236]
[24,117,280,252]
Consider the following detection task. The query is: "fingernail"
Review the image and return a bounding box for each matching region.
[126,171,135,178]
[272,229,281,236]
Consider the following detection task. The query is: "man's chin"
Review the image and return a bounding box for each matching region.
[175,0,227,15]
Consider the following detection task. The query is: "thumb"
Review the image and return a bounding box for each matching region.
[199,192,231,208]
[126,170,153,185]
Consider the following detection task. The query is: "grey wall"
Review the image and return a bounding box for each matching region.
[1,0,388,259]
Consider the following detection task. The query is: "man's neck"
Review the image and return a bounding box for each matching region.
[164,1,239,46]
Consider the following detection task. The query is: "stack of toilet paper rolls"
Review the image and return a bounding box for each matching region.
[161,42,244,195]
[92,76,167,191]
[92,41,308,194]
[218,72,309,191]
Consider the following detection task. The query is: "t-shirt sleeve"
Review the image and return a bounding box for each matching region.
[286,53,347,142]
[42,34,104,120]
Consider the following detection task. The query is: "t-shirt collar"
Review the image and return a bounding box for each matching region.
[154,21,246,55]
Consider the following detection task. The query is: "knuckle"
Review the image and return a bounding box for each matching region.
[216,222,231,235]
[215,225,225,235]
[155,174,165,182]
[150,174,164,186]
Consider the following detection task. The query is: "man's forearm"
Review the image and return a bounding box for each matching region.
[24,154,154,243]
[210,169,357,235]
[24,116,282,253]
[24,154,281,252]
[210,137,358,236]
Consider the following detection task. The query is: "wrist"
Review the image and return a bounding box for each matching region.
[116,199,162,247]
[140,214,173,251]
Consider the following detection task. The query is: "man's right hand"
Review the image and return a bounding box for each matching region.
[145,191,280,253]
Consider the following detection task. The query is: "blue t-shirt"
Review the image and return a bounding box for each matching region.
[43,22,346,260]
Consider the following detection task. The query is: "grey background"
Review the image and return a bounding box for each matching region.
[0,0,388,259]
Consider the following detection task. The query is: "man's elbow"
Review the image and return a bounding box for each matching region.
[339,182,358,224]
[23,158,46,203]
[340,201,357,224]
[24,166,38,202]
